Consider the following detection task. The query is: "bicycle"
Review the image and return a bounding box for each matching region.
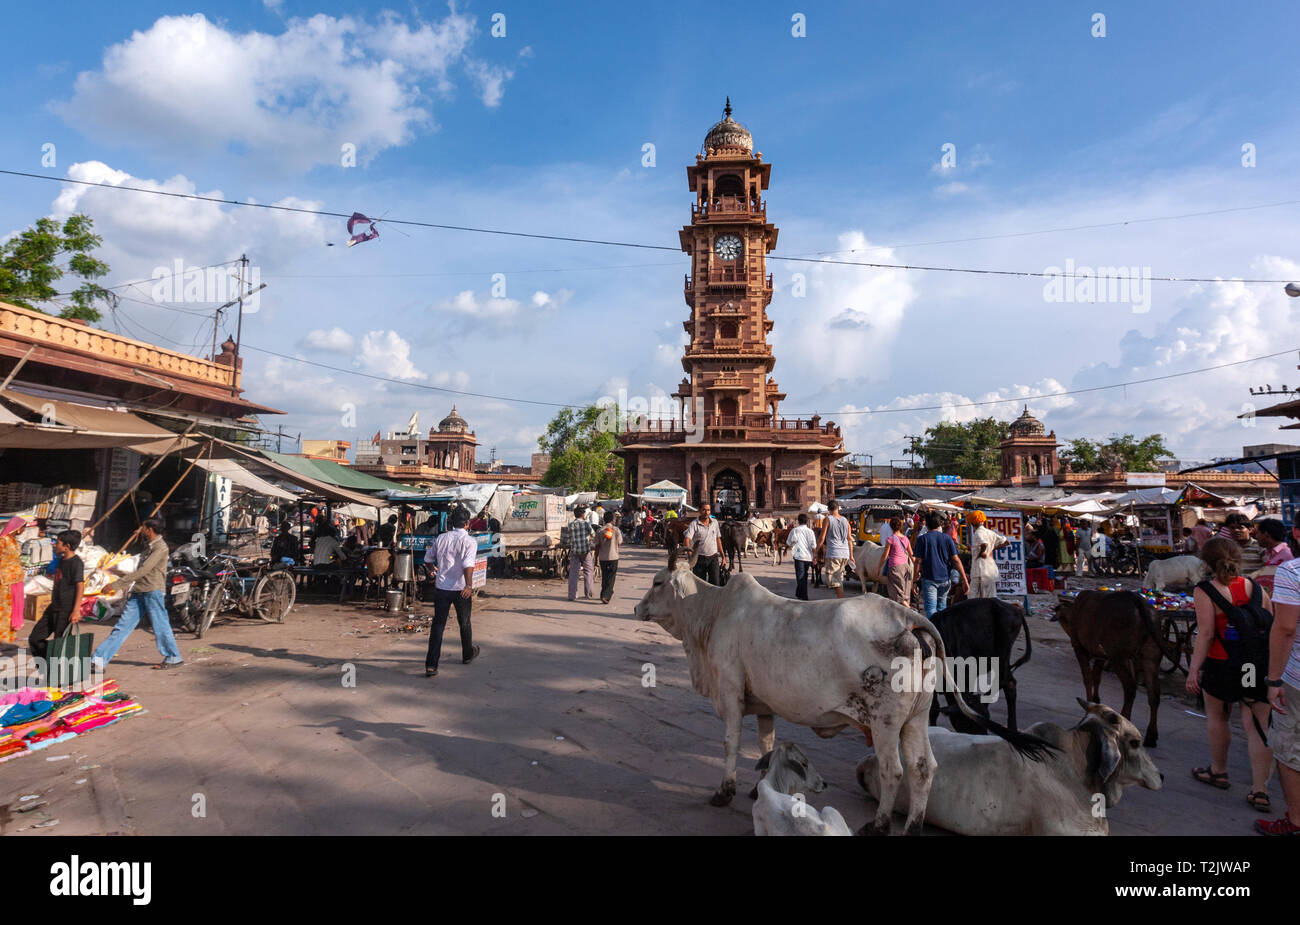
[195,554,297,638]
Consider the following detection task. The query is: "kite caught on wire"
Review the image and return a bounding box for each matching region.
[326,211,408,247]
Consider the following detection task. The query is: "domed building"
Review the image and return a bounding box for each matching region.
[426,405,477,472]
[616,101,846,515]
[999,406,1059,482]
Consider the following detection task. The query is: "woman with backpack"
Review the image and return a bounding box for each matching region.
[1188,537,1276,813]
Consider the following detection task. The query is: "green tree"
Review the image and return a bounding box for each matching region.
[0,213,117,322]
[538,404,624,495]
[916,417,1010,480]
[1060,433,1171,472]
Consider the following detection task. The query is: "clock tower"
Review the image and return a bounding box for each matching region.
[618,100,845,516]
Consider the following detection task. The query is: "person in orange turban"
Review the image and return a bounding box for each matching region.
[966,510,987,527]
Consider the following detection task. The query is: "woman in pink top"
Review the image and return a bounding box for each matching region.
[881,516,915,608]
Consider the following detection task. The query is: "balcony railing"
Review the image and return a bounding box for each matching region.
[707,376,746,390]
[0,300,240,390]
[692,197,766,220]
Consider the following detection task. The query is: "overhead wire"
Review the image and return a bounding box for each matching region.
[3,167,1294,284]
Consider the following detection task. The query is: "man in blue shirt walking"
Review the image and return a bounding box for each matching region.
[914,512,969,618]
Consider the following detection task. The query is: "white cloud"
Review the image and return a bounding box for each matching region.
[55,11,512,170]
[433,369,471,391]
[934,181,971,197]
[436,289,521,318]
[302,327,355,352]
[359,330,425,380]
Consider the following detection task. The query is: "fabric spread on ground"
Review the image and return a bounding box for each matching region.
[0,681,143,764]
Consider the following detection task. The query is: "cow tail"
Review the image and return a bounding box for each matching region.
[1132,592,1187,676]
[1010,607,1032,674]
[911,613,1057,762]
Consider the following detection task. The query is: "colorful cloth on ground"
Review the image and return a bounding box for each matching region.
[0,680,142,765]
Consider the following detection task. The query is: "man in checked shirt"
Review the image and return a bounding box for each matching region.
[563,505,597,602]
[424,508,481,678]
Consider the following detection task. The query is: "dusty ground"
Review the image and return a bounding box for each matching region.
[0,546,1280,835]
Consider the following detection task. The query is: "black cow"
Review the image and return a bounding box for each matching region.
[720,519,748,572]
[927,597,1032,733]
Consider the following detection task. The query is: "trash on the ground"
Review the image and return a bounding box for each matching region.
[19,793,40,801]
[555,736,565,741]
[77,764,99,771]
[16,800,47,813]
[521,808,539,818]
[46,755,71,761]
[530,760,538,765]
[74,779,87,785]
[1184,710,1207,718]
[31,818,59,828]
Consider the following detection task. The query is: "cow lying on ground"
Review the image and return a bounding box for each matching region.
[854,540,885,594]
[857,699,1163,835]
[1054,590,1179,747]
[752,743,851,836]
[1142,554,1208,591]
[928,597,1031,733]
[635,551,1054,834]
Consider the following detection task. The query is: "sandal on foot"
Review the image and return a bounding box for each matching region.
[152,661,183,670]
[1247,791,1272,812]
[1192,766,1230,789]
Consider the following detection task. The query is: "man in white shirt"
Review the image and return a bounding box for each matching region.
[786,513,818,601]
[424,509,481,677]
[685,503,727,585]
[968,511,1008,599]
[1261,549,1300,835]
[586,504,603,528]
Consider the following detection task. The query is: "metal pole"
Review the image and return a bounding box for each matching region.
[232,255,245,397]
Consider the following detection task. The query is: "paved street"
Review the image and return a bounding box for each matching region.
[0,546,1281,836]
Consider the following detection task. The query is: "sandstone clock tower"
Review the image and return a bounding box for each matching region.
[618,101,845,515]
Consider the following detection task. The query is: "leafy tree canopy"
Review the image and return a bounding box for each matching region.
[914,417,1009,480]
[1060,433,1171,472]
[538,404,624,495]
[0,213,117,322]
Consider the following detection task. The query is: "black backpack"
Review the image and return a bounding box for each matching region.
[1196,578,1273,677]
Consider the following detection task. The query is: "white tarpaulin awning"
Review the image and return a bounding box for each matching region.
[195,457,298,501]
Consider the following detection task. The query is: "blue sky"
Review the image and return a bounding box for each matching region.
[1,0,1298,465]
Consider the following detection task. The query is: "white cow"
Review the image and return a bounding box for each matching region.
[634,557,1053,834]
[854,540,886,593]
[1141,555,1208,591]
[856,699,1162,835]
[752,743,851,836]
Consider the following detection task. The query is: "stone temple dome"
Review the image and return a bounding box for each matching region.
[1008,405,1046,437]
[703,98,753,154]
[438,405,469,434]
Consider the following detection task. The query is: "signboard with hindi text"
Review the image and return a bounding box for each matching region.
[970,510,1027,598]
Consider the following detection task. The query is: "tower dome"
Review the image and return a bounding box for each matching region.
[1008,405,1046,437]
[438,405,469,434]
[703,97,753,154]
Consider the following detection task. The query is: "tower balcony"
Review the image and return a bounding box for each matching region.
[692,197,766,221]
[705,375,748,391]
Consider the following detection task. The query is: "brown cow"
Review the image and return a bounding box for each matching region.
[1054,590,1179,748]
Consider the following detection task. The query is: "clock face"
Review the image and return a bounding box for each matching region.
[714,234,742,261]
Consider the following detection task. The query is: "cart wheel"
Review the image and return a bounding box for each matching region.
[253,570,297,623]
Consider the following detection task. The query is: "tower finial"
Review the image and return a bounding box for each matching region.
[724,96,732,119]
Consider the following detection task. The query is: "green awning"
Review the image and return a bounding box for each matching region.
[256,450,414,494]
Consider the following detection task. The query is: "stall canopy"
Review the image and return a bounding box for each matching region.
[0,390,194,452]
[256,450,413,494]
[210,440,388,509]
[194,457,298,501]
[639,480,687,505]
